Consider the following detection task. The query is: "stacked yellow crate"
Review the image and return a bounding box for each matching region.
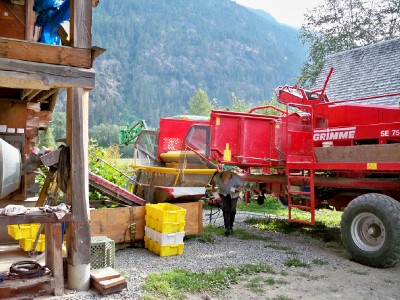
[7,224,46,252]
[144,203,186,257]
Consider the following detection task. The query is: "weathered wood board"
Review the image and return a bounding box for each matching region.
[314,144,400,163]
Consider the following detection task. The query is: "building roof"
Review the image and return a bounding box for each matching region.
[312,37,400,106]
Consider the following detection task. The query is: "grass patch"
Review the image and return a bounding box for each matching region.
[143,264,275,299]
[280,271,289,276]
[191,225,273,243]
[233,228,273,241]
[237,196,287,215]
[312,258,328,265]
[297,272,326,280]
[245,276,265,293]
[190,225,224,243]
[244,218,341,243]
[274,296,293,300]
[237,196,343,228]
[284,258,309,268]
[265,243,292,251]
[276,278,289,285]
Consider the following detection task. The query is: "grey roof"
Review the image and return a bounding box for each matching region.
[312,38,400,107]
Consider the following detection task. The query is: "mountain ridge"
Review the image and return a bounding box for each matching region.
[89,0,307,127]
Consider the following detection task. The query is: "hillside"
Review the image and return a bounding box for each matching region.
[90,0,306,127]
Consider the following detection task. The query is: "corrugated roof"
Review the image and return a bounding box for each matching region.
[312,37,400,107]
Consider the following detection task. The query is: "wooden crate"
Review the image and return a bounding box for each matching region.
[90,202,203,243]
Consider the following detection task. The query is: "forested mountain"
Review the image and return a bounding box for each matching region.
[89,0,307,127]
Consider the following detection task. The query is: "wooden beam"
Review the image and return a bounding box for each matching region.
[0,37,92,68]
[21,88,36,100]
[36,88,58,103]
[70,0,92,49]
[26,89,41,102]
[0,58,95,89]
[25,0,36,41]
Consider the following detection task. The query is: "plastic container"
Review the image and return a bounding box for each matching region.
[145,226,184,245]
[0,138,21,199]
[145,215,185,234]
[8,223,41,240]
[144,236,184,257]
[19,234,46,252]
[145,203,186,223]
[90,236,115,270]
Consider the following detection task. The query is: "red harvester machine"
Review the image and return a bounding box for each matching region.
[184,71,400,268]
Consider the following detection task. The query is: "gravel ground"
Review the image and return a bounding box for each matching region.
[48,210,400,300]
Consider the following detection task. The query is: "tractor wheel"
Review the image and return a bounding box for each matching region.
[340,193,400,268]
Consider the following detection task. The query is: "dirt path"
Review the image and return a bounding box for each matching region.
[186,213,400,300]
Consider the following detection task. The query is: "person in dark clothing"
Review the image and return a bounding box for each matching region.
[212,170,244,235]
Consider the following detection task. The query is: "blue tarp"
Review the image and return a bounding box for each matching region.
[34,0,70,45]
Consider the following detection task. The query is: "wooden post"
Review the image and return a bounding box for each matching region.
[65,0,93,291]
[66,87,91,291]
[45,223,64,296]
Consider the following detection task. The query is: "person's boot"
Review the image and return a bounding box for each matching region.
[229,211,236,234]
[223,212,230,235]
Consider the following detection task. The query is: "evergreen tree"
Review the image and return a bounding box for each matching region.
[188,89,212,116]
[298,0,400,87]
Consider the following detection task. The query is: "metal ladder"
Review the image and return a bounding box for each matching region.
[286,168,315,225]
[285,102,316,225]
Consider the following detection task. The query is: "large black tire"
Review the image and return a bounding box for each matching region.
[341,193,400,268]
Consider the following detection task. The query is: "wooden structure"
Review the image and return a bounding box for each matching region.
[0,0,101,294]
[0,212,71,297]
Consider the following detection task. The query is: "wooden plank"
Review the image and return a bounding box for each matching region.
[0,100,27,129]
[0,213,71,225]
[45,223,64,296]
[0,37,92,68]
[95,276,126,289]
[90,267,120,283]
[175,202,203,235]
[314,144,400,163]
[90,207,133,244]
[91,278,127,295]
[0,58,96,89]
[90,206,146,242]
[0,1,24,40]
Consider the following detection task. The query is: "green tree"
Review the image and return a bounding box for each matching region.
[188,89,212,116]
[89,124,120,148]
[229,92,251,112]
[38,128,56,150]
[256,97,286,116]
[298,0,400,87]
[51,111,66,141]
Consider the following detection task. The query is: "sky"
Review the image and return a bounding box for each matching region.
[234,0,324,28]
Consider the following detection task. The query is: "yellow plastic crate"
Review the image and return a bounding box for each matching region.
[145,203,186,223]
[145,215,185,234]
[144,236,184,257]
[7,223,41,240]
[19,234,46,252]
